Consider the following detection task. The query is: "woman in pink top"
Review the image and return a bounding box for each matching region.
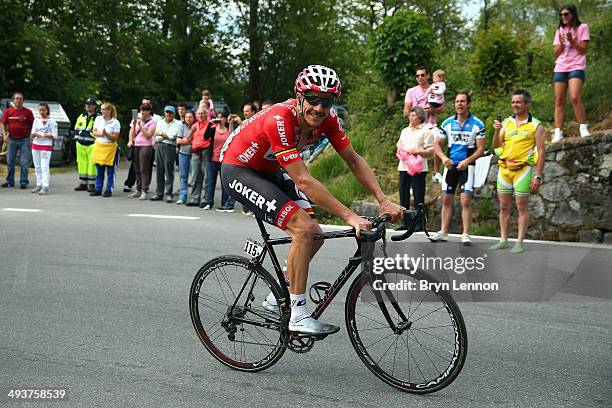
[206,112,235,211]
[127,103,157,199]
[552,4,590,142]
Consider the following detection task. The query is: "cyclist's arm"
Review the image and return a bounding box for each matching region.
[492,126,505,149]
[534,125,545,177]
[337,145,402,222]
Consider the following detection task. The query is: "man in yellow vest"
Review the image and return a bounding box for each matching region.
[491,89,546,253]
[74,98,99,191]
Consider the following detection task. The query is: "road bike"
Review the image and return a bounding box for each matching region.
[189,206,467,393]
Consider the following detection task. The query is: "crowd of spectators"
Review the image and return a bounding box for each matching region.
[0,5,594,251]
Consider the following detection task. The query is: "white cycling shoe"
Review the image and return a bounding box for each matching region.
[262,298,279,312]
[288,316,340,336]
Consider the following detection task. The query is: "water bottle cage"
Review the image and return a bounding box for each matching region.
[309,281,332,304]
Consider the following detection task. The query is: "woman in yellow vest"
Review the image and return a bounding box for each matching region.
[91,103,121,197]
[491,90,546,254]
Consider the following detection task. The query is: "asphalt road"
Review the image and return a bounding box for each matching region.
[0,166,610,407]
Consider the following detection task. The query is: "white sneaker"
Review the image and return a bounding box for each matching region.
[552,129,564,143]
[288,316,340,335]
[203,204,212,210]
[461,234,472,246]
[579,125,590,138]
[138,192,148,200]
[429,231,448,242]
[128,190,141,198]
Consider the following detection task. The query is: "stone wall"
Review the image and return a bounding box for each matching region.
[351,131,612,243]
[475,131,611,242]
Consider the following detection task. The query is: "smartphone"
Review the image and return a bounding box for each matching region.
[131,109,138,120]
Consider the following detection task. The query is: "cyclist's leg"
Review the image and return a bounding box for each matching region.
[440,167,456,235]
[459,166,475,235]
[513,166,532,245]
[271,168,324,258]
[220,164,339,335]
[495,167,515,245]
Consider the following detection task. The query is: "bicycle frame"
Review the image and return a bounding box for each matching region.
[238,218,410,333]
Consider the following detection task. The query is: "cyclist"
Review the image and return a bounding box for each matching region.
[490,89,545,254]
[220,65,402,335]
[431,92,485,245]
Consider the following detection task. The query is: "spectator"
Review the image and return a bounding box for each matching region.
[1,92,34,189]
[199,90,215,119]
[176,110,196,204]
[551,4,590,142]
[150,106,182,203]
[127,103,157,200]
[261,100,273,110]
[90,103,120,197]
[231,102,257,127]
[124,97,160,192]
[73,98,99,192]
[30,103,58,195]
[431,92,485,245]
[491,89,545,254]
[177,103,187,123]
[426,70,446,110]
[403,67,446,184]
[187,106,215,207]
[395,106,435,230]
[206,112,235,211]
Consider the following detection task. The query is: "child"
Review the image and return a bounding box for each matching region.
[426,70,446,109]
[30,103,58,195]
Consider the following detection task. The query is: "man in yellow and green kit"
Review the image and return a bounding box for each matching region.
[74,98,99,192]
[491,89,546,254]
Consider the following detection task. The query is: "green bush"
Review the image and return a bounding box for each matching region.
[368,9,434,102]
[471,24,520,95]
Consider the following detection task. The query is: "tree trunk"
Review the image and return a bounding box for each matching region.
[386,86,396,107]
[247,0,261,102]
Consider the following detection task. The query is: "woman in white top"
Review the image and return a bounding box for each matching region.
[396,106,435,229]
[91,103,121,197]
[30,103,58,195]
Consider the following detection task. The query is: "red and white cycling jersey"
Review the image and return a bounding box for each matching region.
[220,99,350,173]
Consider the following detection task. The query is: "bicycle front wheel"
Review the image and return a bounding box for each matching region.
[345,270,467,393]
[189,255,286,372]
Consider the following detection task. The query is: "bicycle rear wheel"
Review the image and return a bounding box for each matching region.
[345,270,467,393]
[190,255,286,372]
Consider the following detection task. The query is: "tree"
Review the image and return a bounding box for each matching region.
[471,23,519,96]
[368,9,434,105]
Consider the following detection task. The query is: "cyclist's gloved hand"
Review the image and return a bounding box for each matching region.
[378,198,403,224]
[346,213,372,238]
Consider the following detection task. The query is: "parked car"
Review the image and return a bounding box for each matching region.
[0,98,72,166]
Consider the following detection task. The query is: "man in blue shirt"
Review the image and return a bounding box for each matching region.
[432,92,486,245]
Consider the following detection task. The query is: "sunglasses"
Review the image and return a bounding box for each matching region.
[303,93,334,108]
[560,12,571,16]
[416,73,427,77]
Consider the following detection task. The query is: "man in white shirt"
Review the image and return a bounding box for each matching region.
[150,106,182,202]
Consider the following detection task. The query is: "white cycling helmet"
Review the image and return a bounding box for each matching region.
[294,65,342,97]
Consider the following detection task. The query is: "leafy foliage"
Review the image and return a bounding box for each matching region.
[368,9,434,97]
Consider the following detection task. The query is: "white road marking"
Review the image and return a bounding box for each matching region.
[128,213,200,220]
[318,224,612,249]
[2,208,42,212]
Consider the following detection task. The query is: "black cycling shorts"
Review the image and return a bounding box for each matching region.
[442,165,475,194]
[220,164,314,230]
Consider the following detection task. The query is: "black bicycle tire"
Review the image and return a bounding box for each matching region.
[345,270,468,394]
[189,255,286,372]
